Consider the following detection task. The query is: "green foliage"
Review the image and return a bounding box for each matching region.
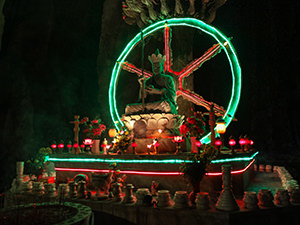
[25,147,52,177]
[180,144,217,185]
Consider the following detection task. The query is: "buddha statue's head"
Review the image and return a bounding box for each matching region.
[148,49,166,75]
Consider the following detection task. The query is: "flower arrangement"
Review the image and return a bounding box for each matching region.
[179,144,217,203]
[180,144,217,184]
[80,116,106,139]
[111,127,132,153]
[25,147,52,179]
[179,110,206,137]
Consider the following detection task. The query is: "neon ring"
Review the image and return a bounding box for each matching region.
[109,18,241,144]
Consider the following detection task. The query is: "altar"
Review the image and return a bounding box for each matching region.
[47,150,258,196]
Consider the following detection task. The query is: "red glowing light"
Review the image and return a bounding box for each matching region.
[131,142,137,148]
[195,140,202,147]
[54,159,255,177]
[249,140,254,145]
[67,144,72,148]
[80,144,85,148]
[84,138,93,145]
[51,144,57,149]
[229,139,236,146]
[154,142,160,147]
[215,140,222,146]
[206,159,255,176]
[73,143,79,148]
[48,177,55,183]
[173,136,183,143]
[239,138,246,145]
[58,143,64,149]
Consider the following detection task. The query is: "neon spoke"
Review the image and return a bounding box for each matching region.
[164,23,171,72]
[121,62,152,78]
[178,43,222,89]
[176,90,225,117]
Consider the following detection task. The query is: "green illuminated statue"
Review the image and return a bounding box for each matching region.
[125,49,177,115]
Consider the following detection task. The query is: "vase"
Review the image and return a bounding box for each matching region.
[190,137,198,153]
[91,139,100,155]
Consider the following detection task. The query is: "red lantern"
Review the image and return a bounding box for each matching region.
[229,139,236,146]
[58,143,64,149]
[195,140,202,147]
[67,144,72,148]
[239,138,246,145]
[73,143,79,148]
[131,142,137,148]
[249,140,254,145]
[51,144,57,149]
[215,140,222,146]
[154,142,160,147]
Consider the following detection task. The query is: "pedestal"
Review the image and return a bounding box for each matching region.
[157,190,171,207]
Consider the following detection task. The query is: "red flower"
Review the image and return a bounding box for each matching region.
[100,124,106,131]
[179,124,189,134]
[80,117,88,123]
[91,119,99,124]
[92,128,102,136]
[187,117,196,124]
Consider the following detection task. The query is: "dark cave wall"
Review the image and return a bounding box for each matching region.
[0,0,104,191]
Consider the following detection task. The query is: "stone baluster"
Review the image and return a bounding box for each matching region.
[174,191,189,209]
[216,165,239,211]
[275,189,290,206]
[135,188,151,205]
[58,183,69,199]
[68,181,78,198]
[77,181,87,199]
[243,191,258,210]
[123,184,135,204]
[112,182,122,202]
[290,189,300,205]
[196,192,210,210]
[44,183,56,198]
[157,190,171,207]
[257,189,274,207]
[32,182,44,196]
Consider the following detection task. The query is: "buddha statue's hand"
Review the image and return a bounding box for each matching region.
[145,87,165,95]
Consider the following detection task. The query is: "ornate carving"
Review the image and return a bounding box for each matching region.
[122,0,227,28]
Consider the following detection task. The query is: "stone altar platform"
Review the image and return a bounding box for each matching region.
[48,150,258,196]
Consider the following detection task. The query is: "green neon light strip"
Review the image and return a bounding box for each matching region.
[109,18,241,141]
[47,152,258,164]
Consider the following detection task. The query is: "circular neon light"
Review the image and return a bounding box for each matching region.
[109,18,241,144]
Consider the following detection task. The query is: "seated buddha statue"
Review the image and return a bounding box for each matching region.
[125,49,177,115]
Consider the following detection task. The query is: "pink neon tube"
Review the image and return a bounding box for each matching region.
[55,159,255,176]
